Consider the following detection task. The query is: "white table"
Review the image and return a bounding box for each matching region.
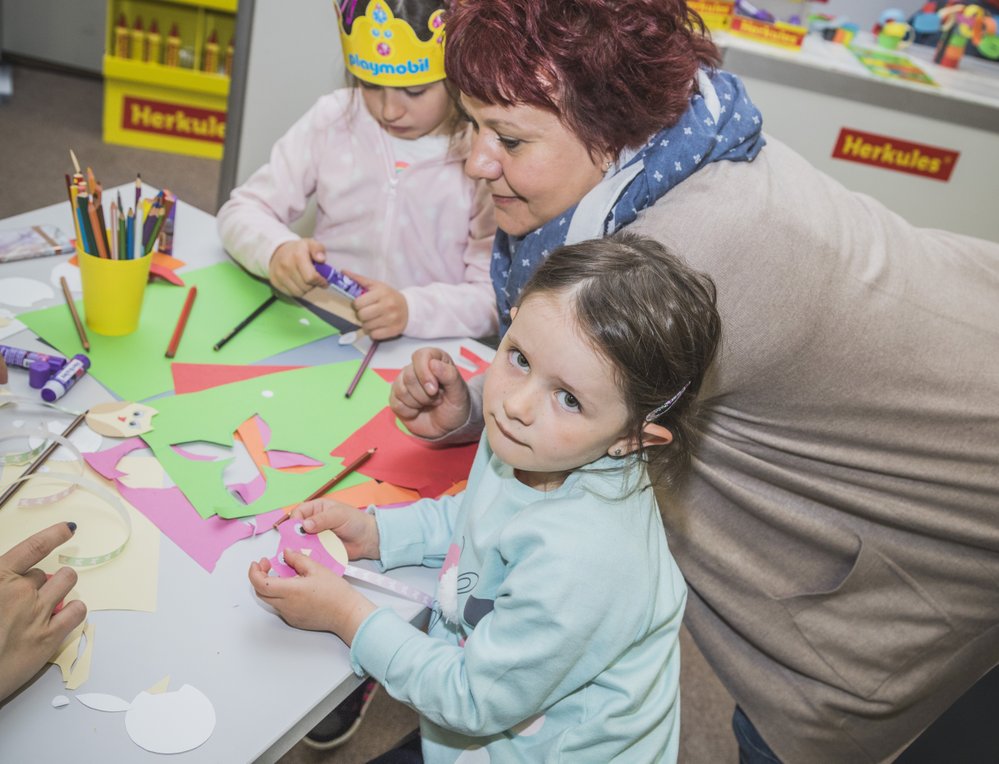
[0,192,489,762]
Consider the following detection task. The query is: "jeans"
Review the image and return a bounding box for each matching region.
[732,706,782,764]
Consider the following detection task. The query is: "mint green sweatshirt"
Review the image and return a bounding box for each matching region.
[350,436,686,762]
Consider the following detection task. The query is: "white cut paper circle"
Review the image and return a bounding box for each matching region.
[0,277,54,308]
[125,684,216,754]
[77,692,132,712]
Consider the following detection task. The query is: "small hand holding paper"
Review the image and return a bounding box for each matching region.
[248,551,375,644]
[296,498,380,560]
[345,271,408,340]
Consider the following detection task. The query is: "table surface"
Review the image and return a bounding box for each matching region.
[717,30,999,132]
[0,191,491,762]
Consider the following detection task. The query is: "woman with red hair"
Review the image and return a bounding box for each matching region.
[382,0,999,762]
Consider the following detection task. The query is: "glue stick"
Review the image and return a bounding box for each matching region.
[41,354,90,403]
[146,20,162,64]
[131,17,146,62]
[114,13,130,58]
[165,23,181,67]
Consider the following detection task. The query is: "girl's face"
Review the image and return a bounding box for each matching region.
[360,80,452,140]
[482,290,636,491]
[460,94,611,237]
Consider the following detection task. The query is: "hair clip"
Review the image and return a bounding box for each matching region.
[644,381,691,423]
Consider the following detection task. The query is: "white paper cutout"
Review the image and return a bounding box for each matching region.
[52,695,70,708]
[0,277,54,307]
[76,684,216,754]
[125,686,216,754]
[77,693,132,712]
[50,262,82,293]
[0,308,25,342]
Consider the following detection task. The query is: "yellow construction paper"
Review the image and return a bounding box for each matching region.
[0,464,160,612]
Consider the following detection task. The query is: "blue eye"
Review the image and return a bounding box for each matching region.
[555,390,581,413]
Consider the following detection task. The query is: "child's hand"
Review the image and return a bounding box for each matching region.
[248,553,376,644]
[293,499,381,560]
[269,239,328,296]
[344,271,409,340]
[390,348,473,438]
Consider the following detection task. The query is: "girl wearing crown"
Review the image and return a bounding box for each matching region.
[217,0,497,342]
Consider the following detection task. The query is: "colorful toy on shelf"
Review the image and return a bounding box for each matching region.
[934,4,999,67]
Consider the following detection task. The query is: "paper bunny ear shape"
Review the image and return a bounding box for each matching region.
[76,684,216,754]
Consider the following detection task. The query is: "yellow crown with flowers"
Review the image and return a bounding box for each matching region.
[336,0,446,87]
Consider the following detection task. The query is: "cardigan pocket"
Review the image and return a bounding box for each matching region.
[779,538,953,698]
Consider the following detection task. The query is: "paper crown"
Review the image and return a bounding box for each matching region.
[336,0,446,87]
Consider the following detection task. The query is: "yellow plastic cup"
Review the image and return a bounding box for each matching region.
[77,245,152,335]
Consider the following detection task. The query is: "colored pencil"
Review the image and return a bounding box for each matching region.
[135,174,142,209]
[64,173,83,247]
[87,199,108,259]
[212,294,278,351]
[165,286,197,358]
[93,198,111,256]
[345,340,378,398]
[69,148,81,175]
[0,412,88,511]
[110,201,118,260]
[272,447,378,528]
[126,209,135,261]
[76,192,95,255]
[60,276,90,352]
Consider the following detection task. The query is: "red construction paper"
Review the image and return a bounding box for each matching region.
[171,363,303,395]
[330,408,477,498]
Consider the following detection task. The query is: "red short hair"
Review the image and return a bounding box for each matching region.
[445,0,721,156]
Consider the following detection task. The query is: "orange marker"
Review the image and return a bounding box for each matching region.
[165,287,197,358]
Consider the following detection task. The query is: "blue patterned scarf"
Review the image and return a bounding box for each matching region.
[491,69,765,331]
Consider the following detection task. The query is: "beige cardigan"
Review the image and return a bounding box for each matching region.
[451,135,999,762]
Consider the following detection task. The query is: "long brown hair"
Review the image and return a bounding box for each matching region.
[517,232,720,487]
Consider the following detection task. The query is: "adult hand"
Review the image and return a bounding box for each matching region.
[293,499,380,560]
[248,552,376,645]
[389,348,471,439]
[344,271,408,340]
[268,238,328,297]
[0,523,87,702]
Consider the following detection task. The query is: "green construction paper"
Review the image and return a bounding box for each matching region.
[18,262,338,402]
[139,363,390,519]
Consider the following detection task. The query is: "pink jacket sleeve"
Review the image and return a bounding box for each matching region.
[216,101,325,279]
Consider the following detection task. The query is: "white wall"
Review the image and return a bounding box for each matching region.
[2,0,105,73]
[222,0,345,204]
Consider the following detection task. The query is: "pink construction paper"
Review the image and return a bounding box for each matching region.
[171,363,304,395]
[84,439,285,573]
[330,408,477,498]
[268,519,346,578]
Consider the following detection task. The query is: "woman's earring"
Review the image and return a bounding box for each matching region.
[614,448,623,456]
[603,159,614,173]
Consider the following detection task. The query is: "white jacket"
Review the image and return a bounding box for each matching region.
[217,89,497,339]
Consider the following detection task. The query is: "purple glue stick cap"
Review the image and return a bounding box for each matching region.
[29,360,52,388]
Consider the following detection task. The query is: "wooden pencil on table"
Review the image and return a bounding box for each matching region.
[165,286,197,359]
[345,340,378,399]
[273,447,378,528]
[59,276,90,352]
